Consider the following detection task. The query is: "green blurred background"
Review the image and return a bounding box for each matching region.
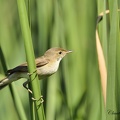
[0,0,119,120]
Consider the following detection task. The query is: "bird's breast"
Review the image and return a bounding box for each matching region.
[37,60,60,77]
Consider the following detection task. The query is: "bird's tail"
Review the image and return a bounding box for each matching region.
[0,77,10,90]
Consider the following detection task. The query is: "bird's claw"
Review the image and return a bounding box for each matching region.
[31,95,44,103]
[27,69,37,77]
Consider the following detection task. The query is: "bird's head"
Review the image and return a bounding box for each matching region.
[44,47,72,62]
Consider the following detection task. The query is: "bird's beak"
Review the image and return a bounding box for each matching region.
[66,50,72,54]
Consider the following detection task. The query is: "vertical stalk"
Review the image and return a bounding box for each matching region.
[16,0,45,119]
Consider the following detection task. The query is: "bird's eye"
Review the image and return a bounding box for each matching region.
[59,51,62,54]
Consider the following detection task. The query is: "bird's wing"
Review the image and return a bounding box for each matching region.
[7,56,49,75]
[35,56,49,67]
[7,66,28,75]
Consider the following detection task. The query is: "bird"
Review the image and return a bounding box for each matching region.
[0,47,72,90]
